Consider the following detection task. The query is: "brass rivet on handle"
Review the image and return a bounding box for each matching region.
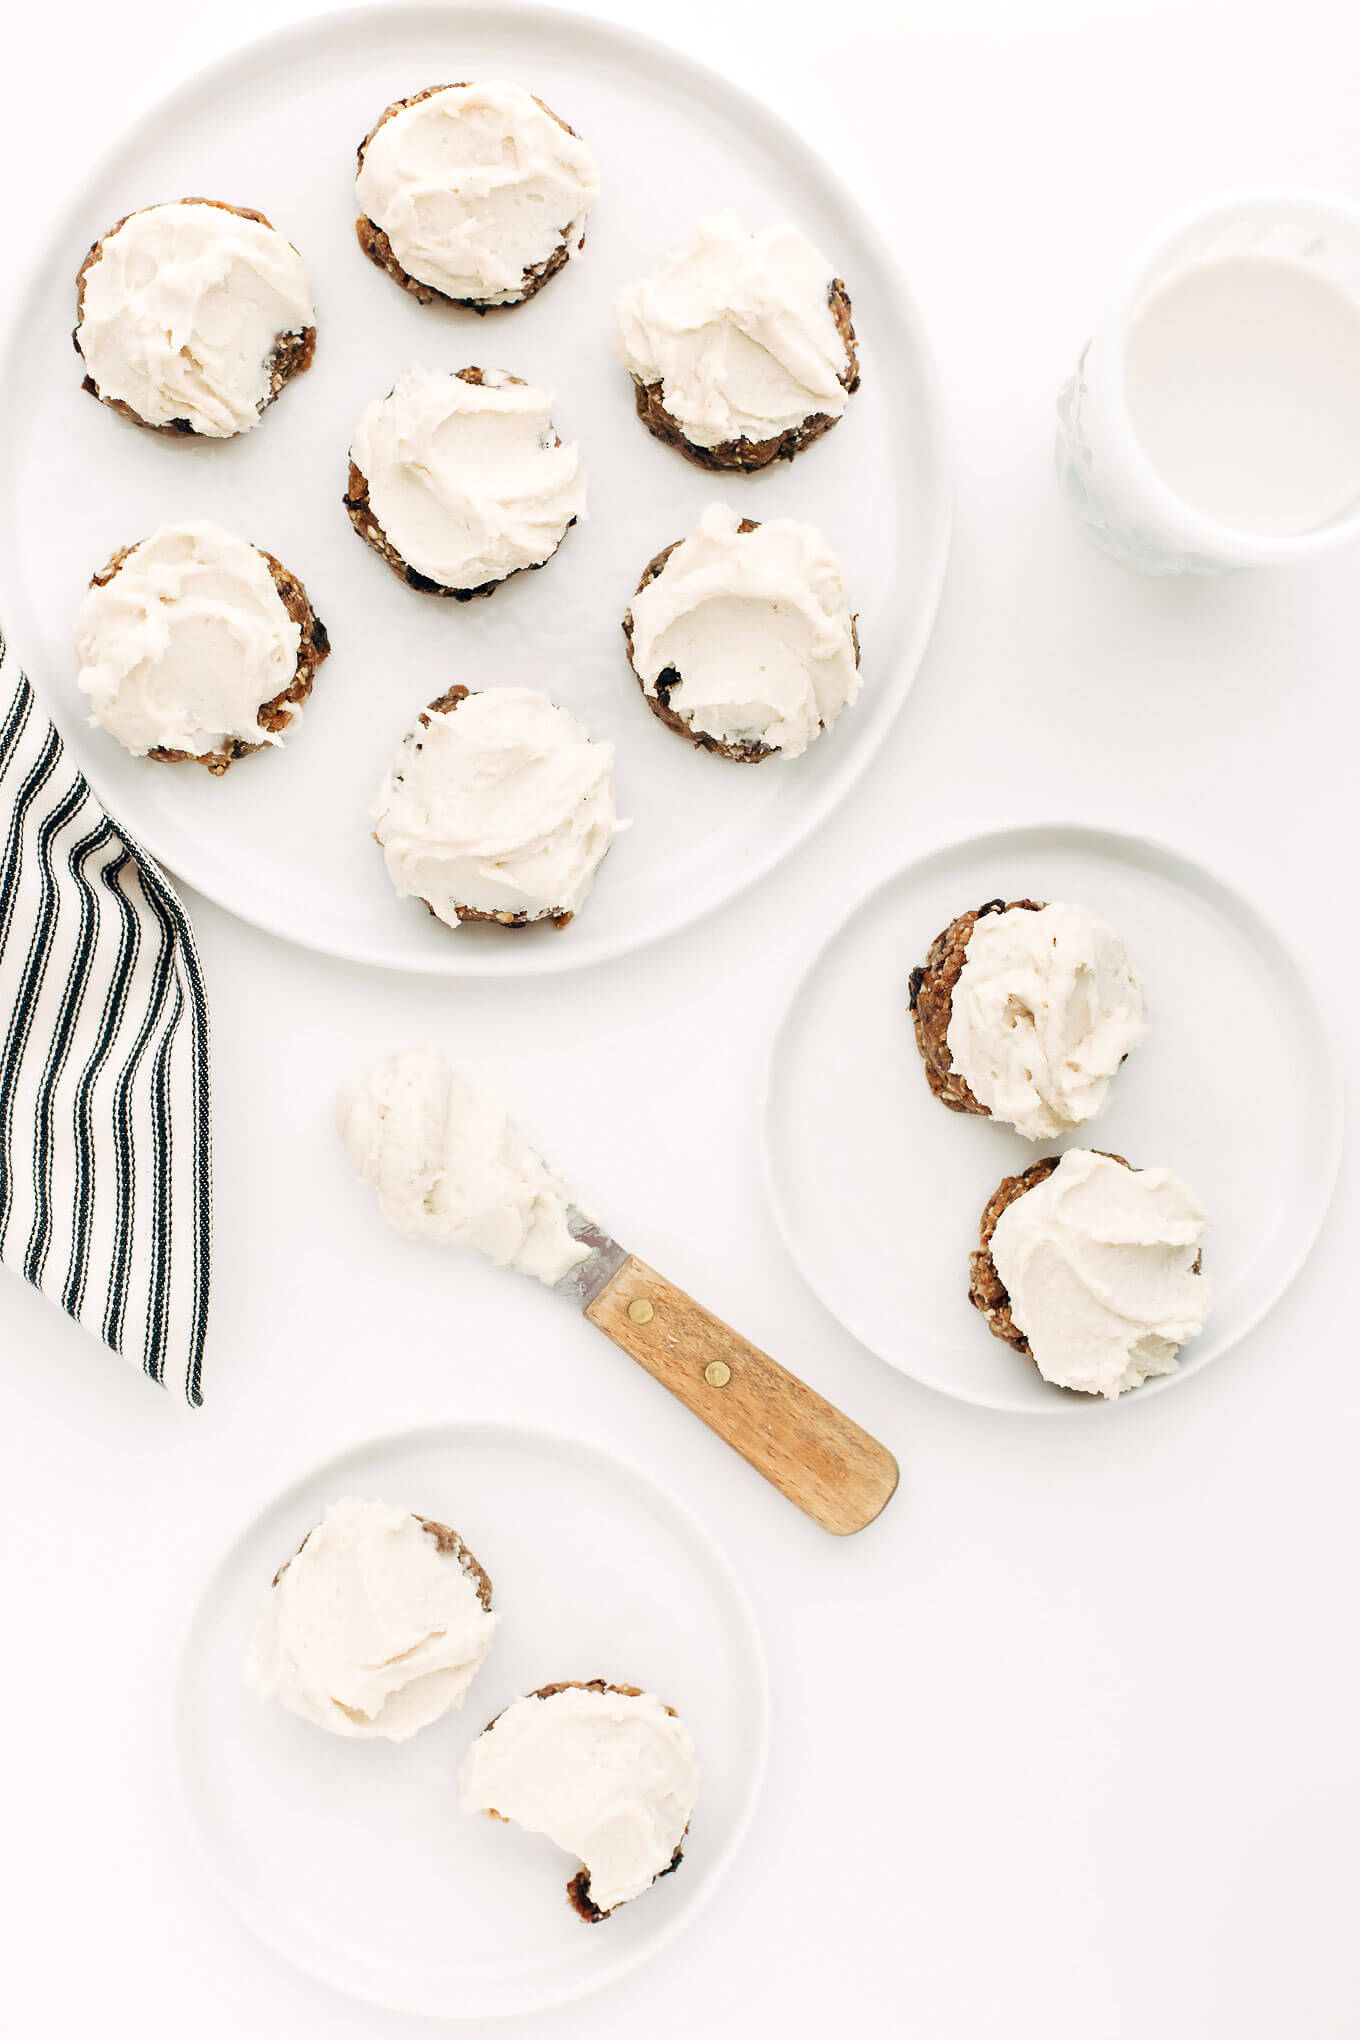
[704,1360,732,1388]
[627,1298,654,1325]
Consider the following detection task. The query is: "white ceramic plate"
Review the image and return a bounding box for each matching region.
[763,824,1341,1413]
[176,1421,769,2018]
[0,2,949,976]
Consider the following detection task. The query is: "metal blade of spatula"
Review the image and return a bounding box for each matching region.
[554,1208,898,1536]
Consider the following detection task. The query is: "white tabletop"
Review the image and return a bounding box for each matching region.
[2,3,1356,2036]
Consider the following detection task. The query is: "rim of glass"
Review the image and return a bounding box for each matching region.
[1095,183,1360,564]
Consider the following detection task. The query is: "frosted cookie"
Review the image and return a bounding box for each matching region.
[968,1149,1211,1399]
[73,520,329,774]
[345,367,586,597]
[622,503,860,761]
[459,1681,699,1921]
[355,79,600,309]
[74,199,315,436]
[614,213,859,471]
[337,1044,590,1288]
[245,1498,498,1741]
[371,686,623,930]
[908,899,1147,1139]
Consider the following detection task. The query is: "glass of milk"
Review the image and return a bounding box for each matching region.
[1056,187,1360,574]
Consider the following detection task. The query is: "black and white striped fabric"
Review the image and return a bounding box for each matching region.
[0,637,210,1403]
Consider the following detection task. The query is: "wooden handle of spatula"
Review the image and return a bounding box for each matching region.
[584,1254,899,1535]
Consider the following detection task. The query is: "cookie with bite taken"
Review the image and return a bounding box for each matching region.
[459,1680,699,1921]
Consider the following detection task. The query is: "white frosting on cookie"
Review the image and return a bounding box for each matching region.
[245,1499,498,1741]
[337,1043,588,1286]
[76,201,313,436]
[627,502,859,757]
[614,213,852,450]
[350,368,586,590]
[947,903,1147,1140]
[355,79,600,305]
[74,520,303,759]
[989,1150,1211,1399]
[459,1685,699,1915]
[371,687,621,927]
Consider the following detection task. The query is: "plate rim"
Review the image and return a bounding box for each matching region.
[0,0,953,979]
[171,1415,772,2019]
[760,818,1345,1415]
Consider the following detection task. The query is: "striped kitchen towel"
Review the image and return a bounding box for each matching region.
[0,636,210,1403]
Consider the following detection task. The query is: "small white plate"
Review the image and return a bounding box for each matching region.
[176,1421,769,2018]
[763,824,1341,1413]
[0,2,949,976]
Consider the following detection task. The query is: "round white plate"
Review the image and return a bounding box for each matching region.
[0,3,949,976]
[763,824,1341,1413]
[176,1421,769,2018]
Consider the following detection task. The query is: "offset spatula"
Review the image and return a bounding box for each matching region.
[556,1208,899,1536]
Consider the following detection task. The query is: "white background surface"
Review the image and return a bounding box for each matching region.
[1,2,1356,2036]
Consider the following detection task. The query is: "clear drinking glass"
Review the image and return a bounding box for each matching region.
[1056,186,1360,575]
